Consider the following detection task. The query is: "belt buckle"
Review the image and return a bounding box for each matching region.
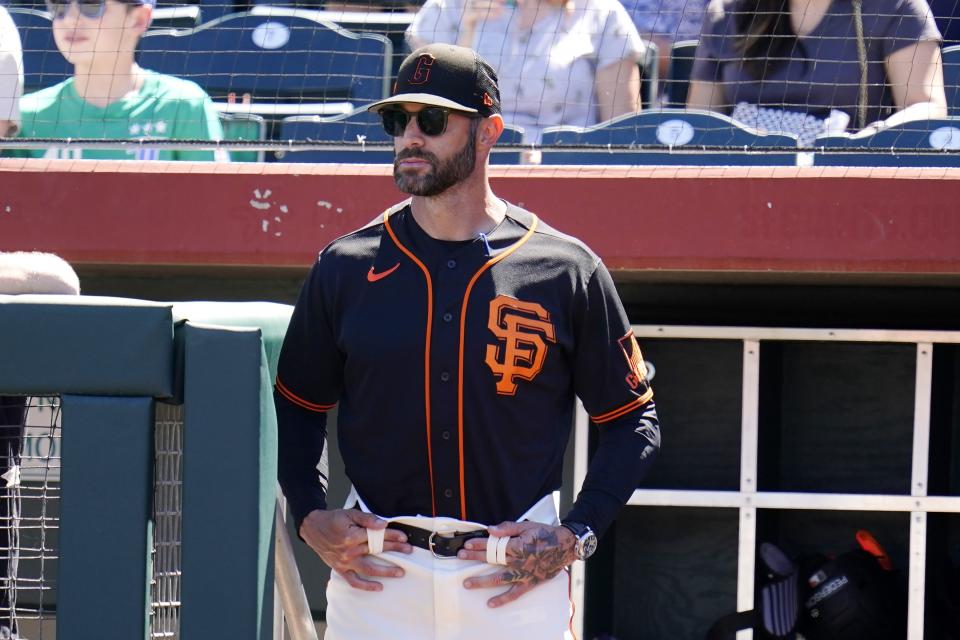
[428,531,454,559]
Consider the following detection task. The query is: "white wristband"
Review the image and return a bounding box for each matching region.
[367,526,385,555]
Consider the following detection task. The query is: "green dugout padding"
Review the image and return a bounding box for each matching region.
[172,300,292,379]
[0,295,174,396]
[177,318,283,640]
[0,295,293,639]
[59,395,155,640]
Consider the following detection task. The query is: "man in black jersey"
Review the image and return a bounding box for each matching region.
[275,43,660,639]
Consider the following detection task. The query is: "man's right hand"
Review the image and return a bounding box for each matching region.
[299,508,413,591]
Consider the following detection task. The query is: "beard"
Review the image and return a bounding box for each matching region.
[393,130,477,197]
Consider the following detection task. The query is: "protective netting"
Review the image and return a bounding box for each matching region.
[1,0,959,164]
[0,396,184,639]
[0,395,58,640]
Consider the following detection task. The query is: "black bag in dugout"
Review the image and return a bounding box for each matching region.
[706,530,906,640]
[799,530,906,640]
[706,542,801,640]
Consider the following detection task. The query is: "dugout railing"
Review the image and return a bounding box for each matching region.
[0,295,294,640]
[572,325,960,639]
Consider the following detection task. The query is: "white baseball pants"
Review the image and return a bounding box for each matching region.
[324,491,574,640]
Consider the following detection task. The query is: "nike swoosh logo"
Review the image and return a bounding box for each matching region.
[367,263,400,282]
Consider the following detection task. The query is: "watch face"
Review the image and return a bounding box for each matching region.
[581,532,598,560]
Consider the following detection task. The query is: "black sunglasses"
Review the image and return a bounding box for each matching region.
[46,0,137,20]
[379,106,475,138]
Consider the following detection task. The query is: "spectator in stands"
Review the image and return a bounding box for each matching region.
[687,0,947,146]
[0,252,80,640]
[15,0,227,160]
[624,0,708,85]
[407,0,648,141]
[0,6,23,139]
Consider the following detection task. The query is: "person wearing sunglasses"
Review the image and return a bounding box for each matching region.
[13,0,226,161]
[274,43,660,639]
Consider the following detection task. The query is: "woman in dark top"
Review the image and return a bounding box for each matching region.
[687,0,947,144]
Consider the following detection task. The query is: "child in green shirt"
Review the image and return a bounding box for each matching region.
[17,0,227,161]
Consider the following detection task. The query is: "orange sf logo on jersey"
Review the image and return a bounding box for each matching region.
[484,295,556,395]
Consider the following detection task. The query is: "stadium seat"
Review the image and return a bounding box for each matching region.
[137,10,392,107]
[813,118,960,167]
[8,8,71,93]
[249,6,414,77]
[275,108,525,164]
[539,109,799,165]
[151,5,203,30]
[943,44,960,117]
[218,112,267,162]
[275,109,393,163]
[664,39,699,108]
[195,0,240,23]
[492,124,524,165]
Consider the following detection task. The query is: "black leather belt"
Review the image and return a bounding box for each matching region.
[387,522,488,559]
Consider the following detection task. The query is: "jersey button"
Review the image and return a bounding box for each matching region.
[446,259,457,269]
[440,371,451,382]
[442,312,453,323]
[443,488,453,498]
[441,430,451,440]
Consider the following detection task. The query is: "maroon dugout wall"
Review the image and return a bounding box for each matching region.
[2,160,959,279]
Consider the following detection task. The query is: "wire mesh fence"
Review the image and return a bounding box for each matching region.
[0,396,185,639]
[151,402,183,640]
[2,0,960,164]
[0,395,59,640]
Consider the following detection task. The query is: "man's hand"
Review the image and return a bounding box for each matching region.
[299,508,413,591]
[458,521,578,607]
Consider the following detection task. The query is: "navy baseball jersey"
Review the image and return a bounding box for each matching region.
[276,202,659,536]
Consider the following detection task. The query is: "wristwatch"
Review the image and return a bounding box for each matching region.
[561,521,598,561]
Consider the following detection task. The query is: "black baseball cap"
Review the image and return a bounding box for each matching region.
[368,44,501,117]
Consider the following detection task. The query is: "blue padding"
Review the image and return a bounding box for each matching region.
[0,295,174,396]
[180,323,277,639]
[540,109,799,165]
[59,395,154,640]
[813,118,960,167]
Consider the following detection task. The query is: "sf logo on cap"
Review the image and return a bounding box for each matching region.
[410,54,436,86]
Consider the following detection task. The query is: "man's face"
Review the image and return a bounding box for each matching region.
[391,104,479,197]
[51,0,148,67]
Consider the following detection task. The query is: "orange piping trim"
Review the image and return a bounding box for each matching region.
[275,378,335,413]
[591,389,654,424]
[457,215,539,520]
[384,210,438,517]
[566,569,577,640]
